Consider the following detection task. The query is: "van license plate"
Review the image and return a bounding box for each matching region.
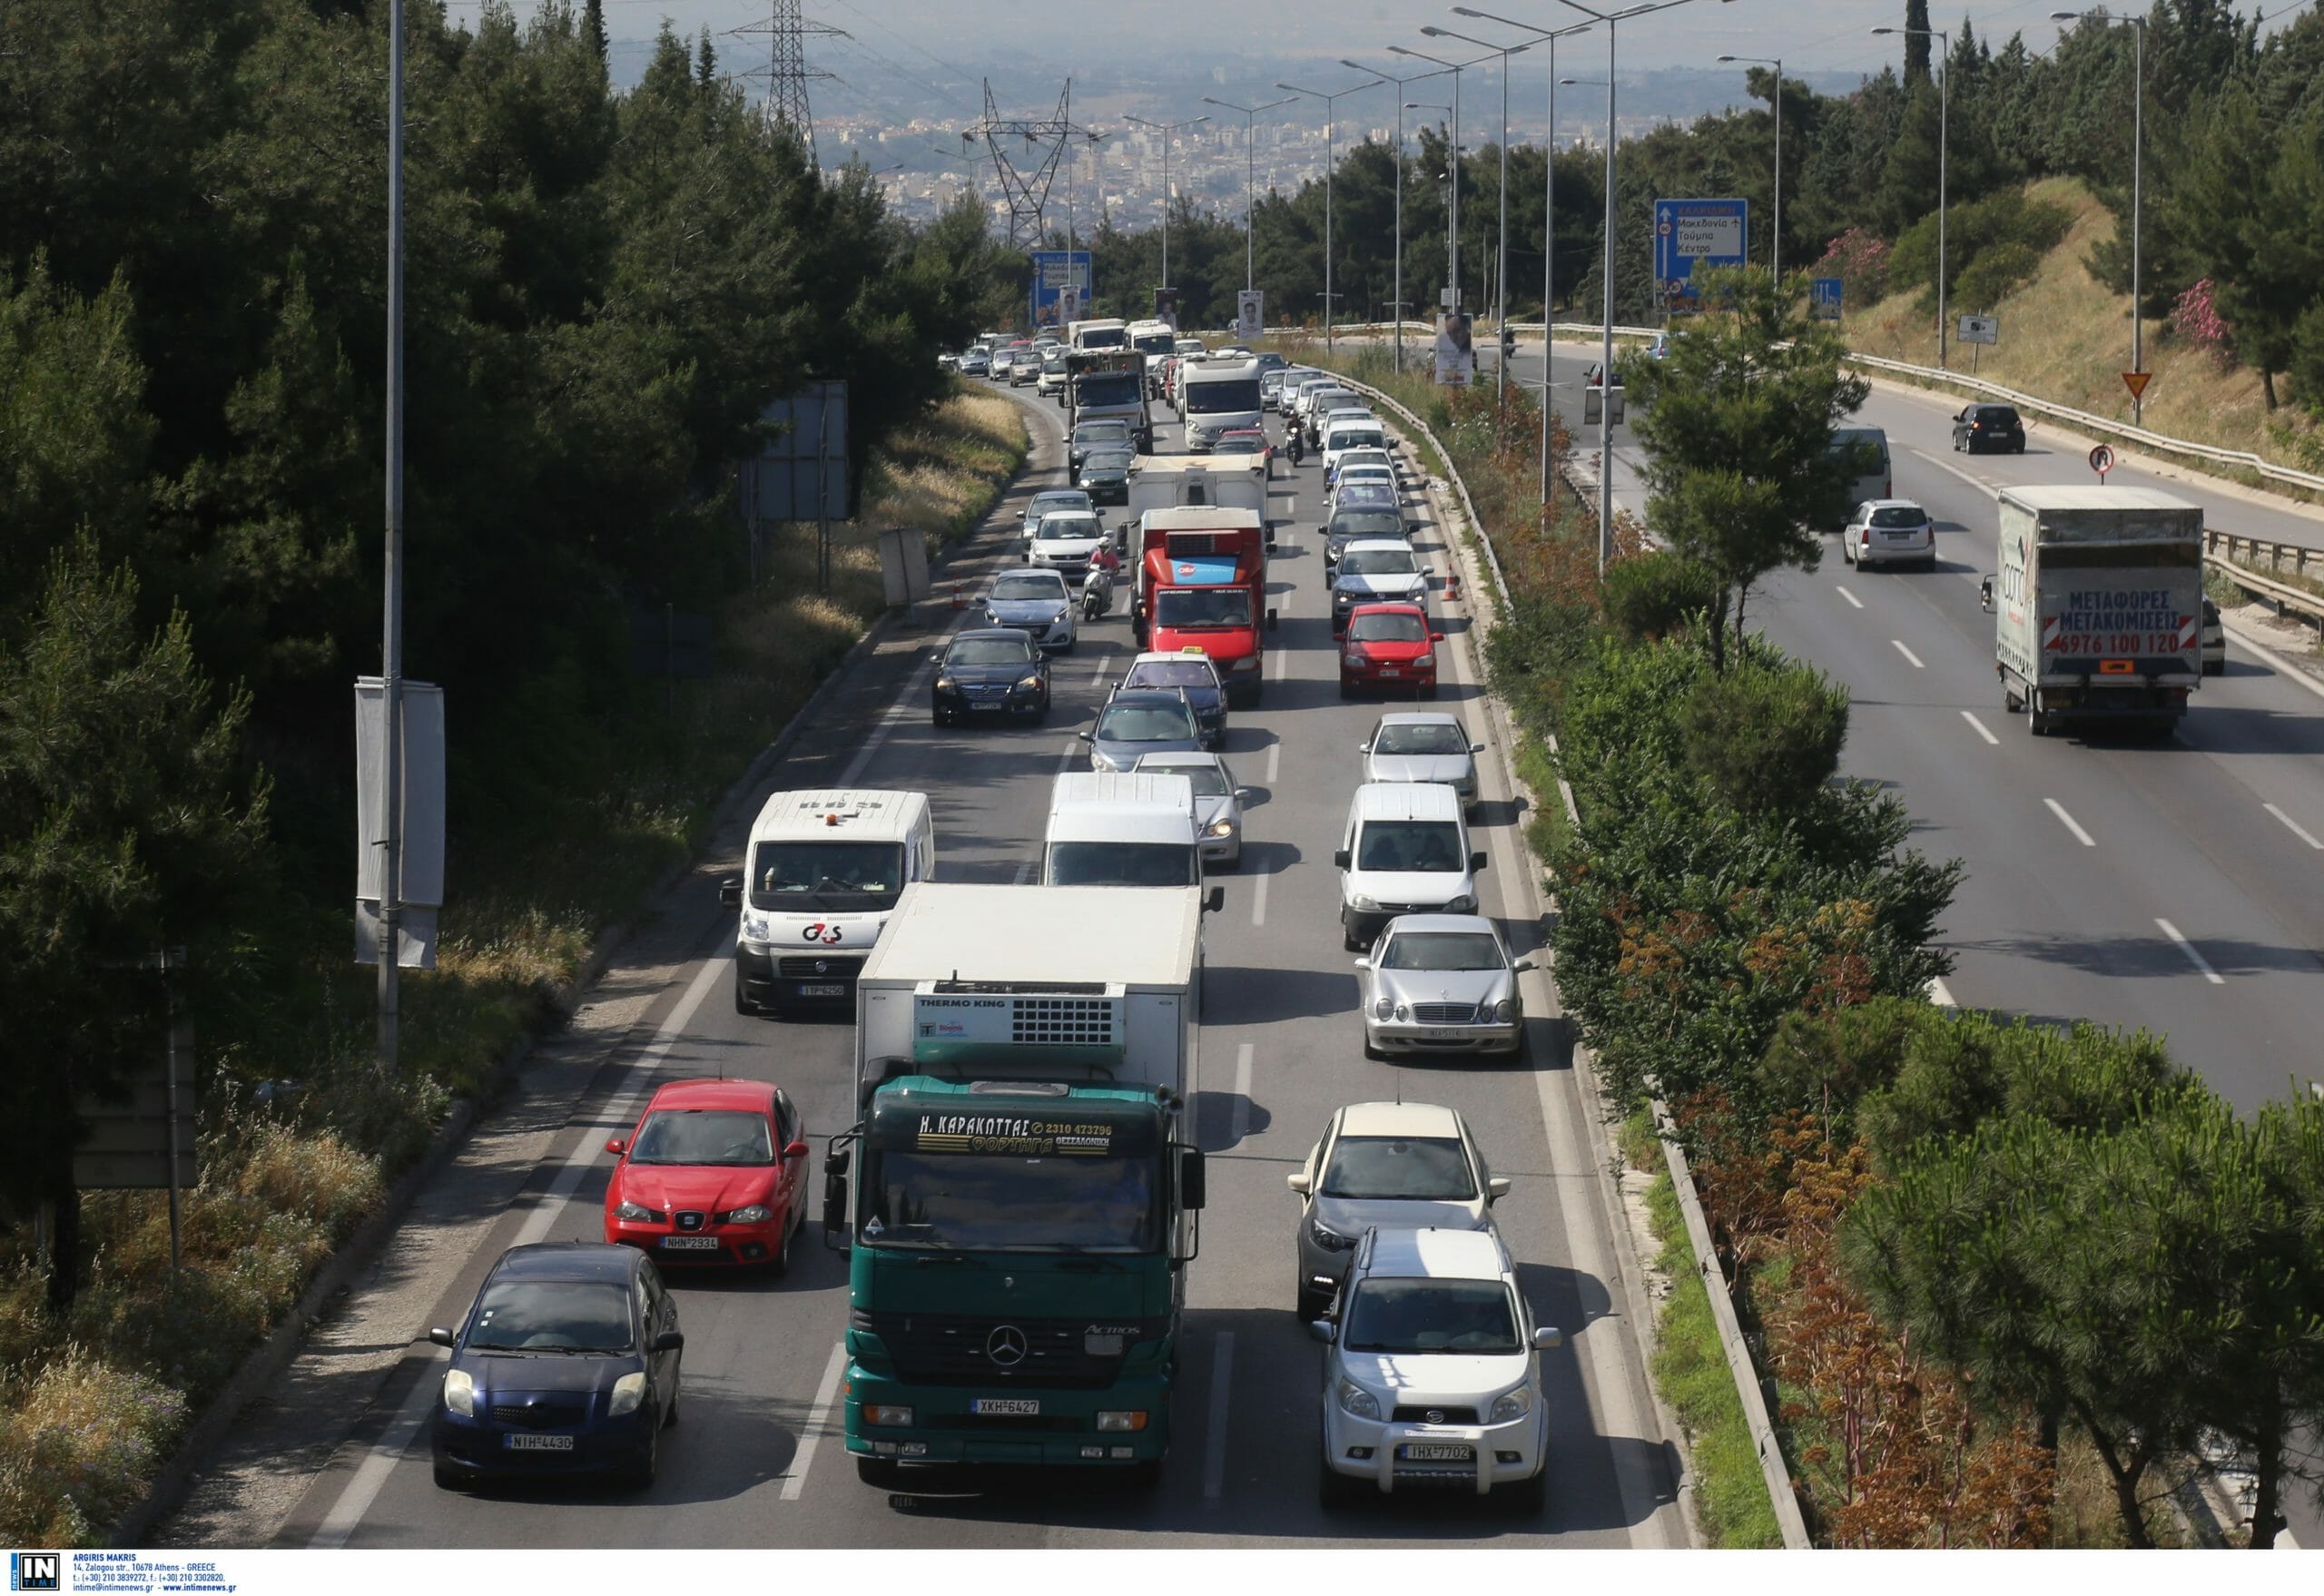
[797,983,846,998]
[970,1398,1040,1416]
[505,1433,575,1451]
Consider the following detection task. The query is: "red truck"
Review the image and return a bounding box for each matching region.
[1131,507,1273,705]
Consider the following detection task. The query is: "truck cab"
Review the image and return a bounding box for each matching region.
[719,790,935,1017]
[1131,507,1272,705]
[1067,350,1152,454]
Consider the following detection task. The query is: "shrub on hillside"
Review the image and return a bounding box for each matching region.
[1600,551,1720,645]
[1813,226,1892,305]
[0,1348,188,1545]
[1953,241,2043,312]
[1888,191,2073,310]
[1677,660,1849,818]
[1758,997,1926,1122]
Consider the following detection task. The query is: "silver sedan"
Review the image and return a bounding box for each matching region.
[1355,914,1531,1058]
[1357,714,1482,809]
[1135,751,1246,870]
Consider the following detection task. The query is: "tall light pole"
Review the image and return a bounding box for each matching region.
[2053,9,2147,424]
[1873,23,1949,369]
[1559,0,1731,570]
[1423,25,1533,400]
[1125,113,1209,295]
[1203,95,1295,293]
[1344,58,1457,372]
[1277,75,1385,353]
[376,0,409,1067]
[1717,54,1782,283]
[1391,44,1500,330]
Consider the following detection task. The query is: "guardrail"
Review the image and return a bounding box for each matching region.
[2207,529,2324,637]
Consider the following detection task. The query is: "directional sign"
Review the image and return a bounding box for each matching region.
[1029,249,1092,329]
[2088,444,2114,480]
[1811,277,1844,321]
[1957,314,1999,346]
[1652,198,1748,302]
[2122,370,2152,401]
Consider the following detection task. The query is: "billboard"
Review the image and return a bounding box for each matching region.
[1029,250,1093,328]
[1434,313,1475,386]
[1236,290,1264,342]
[1154,287,1179,331]
[1652,198,1748,305]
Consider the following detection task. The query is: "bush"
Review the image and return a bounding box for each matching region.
[1813,226,1892,305]
[1677,660,1850,819]
[0,1348,188,1545]
[1889,191,2073,307]
[1953,241,2043,312]
[1759,998,1927,1123]
[1600,551,1720,645]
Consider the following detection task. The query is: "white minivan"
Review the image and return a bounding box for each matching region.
[721,790,934,1016]
[1333,782,1485,949]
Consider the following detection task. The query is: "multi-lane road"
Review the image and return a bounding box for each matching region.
[162,373,1689,1550]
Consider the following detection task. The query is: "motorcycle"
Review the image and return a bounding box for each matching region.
[1082,548,1121,619]
[1285,429,1305,468]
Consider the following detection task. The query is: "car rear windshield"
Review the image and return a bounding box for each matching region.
[748,839,905,911]
[1155,588,1254,628]
[1341,548,1418,577]
[1331,512,1404,541]
[991,574,1066,601]
[1869,507,1926,528]
[1096,703,1196,742]
[468,1280,635,1353]
[1128,661,1219,690]
[1047,841,1196,887]
[1320,1135,1476,1200]
[1329,429,1386,452]
[629,1108,774,1167]
[1354,819,1462,872]
[1343,1278,1518,1355]
[1213,433,1266,453]
[1374,721,1466,755]
[1380,931,1502,971]
[1348,611,1426,643]
[1975,407,2020,423]
[949,637,1033,667]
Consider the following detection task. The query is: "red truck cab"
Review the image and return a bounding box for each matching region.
[1132,508,1272,705]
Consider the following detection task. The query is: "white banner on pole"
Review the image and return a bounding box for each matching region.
[1236,290,1264,342]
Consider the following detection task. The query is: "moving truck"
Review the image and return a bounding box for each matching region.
[1130,507,1273,704]
[1125,455,1272,548]
[1067,350,1151,453]
[825,883,1208,1488]
[1068,317,1129,351]
[718,790,935,1016]
[1177,355,1265,452]
[1991,485,2206,736]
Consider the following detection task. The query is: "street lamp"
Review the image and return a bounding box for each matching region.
[2052,9,2147,424]
[1717,54,1783,283]
[1344,57,1457,372]
[1390,42,1502,333]
[1203,95,1295,294]
[1423,25,1533,400]
[1872,23,1950,369]
[1558,0,1735,571]
[1276,74,1386,352]
[1119,117,1208,297]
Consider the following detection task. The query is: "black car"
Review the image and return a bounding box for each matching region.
[1079,445,1136,505]
[1324,506,1409,569]
[429,1243,684,1490]
[931,627,1050,726]
[1070,420,1135,477]
[1953,403,2025,454]
[1119,653,1228,745]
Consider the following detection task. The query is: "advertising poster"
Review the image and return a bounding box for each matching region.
[1029,249,1093,328]
[1236,290,1264,342]
[1154,287,1179,332]
[1434,312,1474,386]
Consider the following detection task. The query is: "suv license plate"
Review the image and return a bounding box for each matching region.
[970,1398,1040,1416]
[797,982,846,998]
[660,1236,720,1251]
[1399,1443,1473,1462]
[506,1433,575,1451]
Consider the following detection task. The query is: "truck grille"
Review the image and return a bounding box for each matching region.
[779,955,863,980]
[1408,1003,1479,1025]
[852,1310,1161,1390]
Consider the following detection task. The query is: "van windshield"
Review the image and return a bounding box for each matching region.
[1047,842,1197,887]
[1187,379,1263,413]
[748,840,906,911]
[1355,820,1462,872]
[1133,333,1176,355]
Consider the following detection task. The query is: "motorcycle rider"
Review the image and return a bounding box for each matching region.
[1083,543,1123,619]
[1285,426,1305,467]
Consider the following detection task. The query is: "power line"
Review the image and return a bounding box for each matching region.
[739,1,843,164]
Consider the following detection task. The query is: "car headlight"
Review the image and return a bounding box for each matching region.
[1053,608,1069,624]
[1373,997,1394,1020]
[1492,998,1518,1024]
[1345,651,1366,668]
[443,1368,476,1417]
[740,911,773,943]
[1414,652,1434,667]
[1489,1386,1533,1424]
[1393,1003,1409,1021]
[614,1200,655,1223]
[720,1204,772,1224]
[1206,819,1236,838]
[1311,1217,1358,1252]
[934,676,957,694]
[1012,676,1039,693]
[1352,894,1379,911]
[1337,1378,1382,1420]
[609,1372,648,1418]
[1447,894,1477,913]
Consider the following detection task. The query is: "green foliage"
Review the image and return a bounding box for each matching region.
[1600,551,1720,645]
[1759,997,1925,1123]
[1677,660,1849,818]
[1952,241,2042,311]
[1887,189,2073,310]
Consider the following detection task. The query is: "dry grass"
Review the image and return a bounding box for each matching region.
[1846,176,2324,475]
[0,1349,189,1546]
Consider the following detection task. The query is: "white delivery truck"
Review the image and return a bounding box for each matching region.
[1991,485,2206,736]
[1128,318,1178,395]
[1177,355,1265,452]
[1124,455,1273,550]
[1068,316,1130,351]
[1045,772,1216,890]
[719,789,935,1016]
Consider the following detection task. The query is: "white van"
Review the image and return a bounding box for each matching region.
[1333,782,1485,949]
[1825,427,1893,527]
[1045,772,1200,888]
[1128,319,1178,394]
[1322,416,1389,478]
[1179,355,1266,452]
[720,789,935,1016]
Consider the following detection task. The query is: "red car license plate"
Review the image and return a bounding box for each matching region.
[1377,667,1401,677]
[660,1236,720,1251]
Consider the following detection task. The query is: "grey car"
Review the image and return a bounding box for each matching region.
[1358,714,1482,809]
[982,567,1078,653]
[1355,914,1531,1059]
[1079,688,1203,773]
[1078,445,1135,507]
[1136,751,1246,870]
[1019,488,1094,552]
[1286,1100,1502,1320]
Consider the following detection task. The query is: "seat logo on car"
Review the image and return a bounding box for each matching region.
[986,1325,1030,1366]
[801,923,843,945]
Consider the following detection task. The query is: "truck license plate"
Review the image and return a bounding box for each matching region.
[970,1398,1041,1416]
[797,983,846,998]
[1399,1443,1473,1462]
[660,1236,720,1251]
[505,1433,575,1451]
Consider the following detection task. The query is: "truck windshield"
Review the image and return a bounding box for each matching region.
[1078,329,1128,350]
[749,840,905,911]
[1133,333,1176,355]
[864,1149,1160,1251]
[1047,842,1197,887]
[1154,589,1253,629]
[1076,374,1141,408]
[1186,379,1263,413]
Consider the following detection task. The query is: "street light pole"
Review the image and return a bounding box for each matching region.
[1344,59,1457,374]
[1873,24,1949,369]
[1717,54,1782,282]
[2053,10,2146,423]
[1277,75,1385,354]
[1393,44,1502,335]
[1126,113,1209,296]
[378,0,408,1068]
[1425,25,1537,400]
[1205,95,1295,293]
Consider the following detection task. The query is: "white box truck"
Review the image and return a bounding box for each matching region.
[1991,485,2205,736]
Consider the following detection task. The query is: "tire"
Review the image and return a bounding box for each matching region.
[1342,913,1362,952]
[856,1455,902,1489]
[769,1209,793,1277]
[931,709,950,728]
[665,1376,680,1426]
[1338,676,1354,700]
[734,970,757,1017]
[1420,682,1438,701]
[1121,1457,1164,1490]
[1059,637,1077,656]
[2027,706,2048,737]
[629,1419,659,1491]
[1297,1277,1331,1320]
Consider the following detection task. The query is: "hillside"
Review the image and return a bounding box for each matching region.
[1842,176,2324,478]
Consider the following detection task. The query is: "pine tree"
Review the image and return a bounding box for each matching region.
[584,0,608,67]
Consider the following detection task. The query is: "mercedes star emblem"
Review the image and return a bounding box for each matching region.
[986,1325,1029,1367]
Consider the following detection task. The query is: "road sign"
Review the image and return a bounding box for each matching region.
[1029,250,1092,329]
[2088,444,2114,480]
[2122,370,2152,401]
[1957,314,1999,346]
[1811,277,1844,321]
[1651,198,1748,301]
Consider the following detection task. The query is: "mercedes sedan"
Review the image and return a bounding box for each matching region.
[1354,914,1531,1059]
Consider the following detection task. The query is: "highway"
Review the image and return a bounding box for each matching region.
[164,373,1688,1549]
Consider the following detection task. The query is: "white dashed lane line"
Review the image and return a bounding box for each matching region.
[2044,798,2097,848]
[2156,918,2227,985]
[1960,710,1999,744]
[1892,639,1925,669]
[2264,803,2324,851]
[1836,585,1864,609]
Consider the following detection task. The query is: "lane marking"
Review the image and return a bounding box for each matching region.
[2264,802,2324,851]
[1892,639,1925,669]
[1928,976,1959,1009]
[781,1338,850,1502]
[2156,918,2227,985]
[2044,798,2096,847]
[1230,1041,1254,1146]
[1056,738,1085,774]
[2217,617,2324,706]
[1835,585,1863,609]
[1250,871,1268,929]
[1271,638,1288,680]
[310,952,727,1546]
[1265,742,1281,783]
[838,644,950,790]
[1960,710,1999,745]
[1201,1331,1236,1502]
[1088,655,1113,689]
[1906,445,2002,502]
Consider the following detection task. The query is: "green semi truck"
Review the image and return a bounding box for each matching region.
[821,882,1207,1488]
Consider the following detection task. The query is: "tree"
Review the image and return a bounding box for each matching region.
[1904,0,1933,89]
[1620,266,1869,669]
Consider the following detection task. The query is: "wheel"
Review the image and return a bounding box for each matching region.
[1338,676,1354,700]
[768,1209,793,1277]
[1420,682,1438,701]
[734,970,757,1016]
[1297,1277,1331,1320]
[1362,1035,1385,1062]
[931,708,950,727]
[2026,705,2048,736]
[1121,1457,1164,1490]
[665,1376,680,1426]
[1059,637,1076,656]
[1505,1463,1549,1514]
[1342,914,1362,951]
[2003,688,2023,714]
[629,1417,659,1490]
[856,1455,902,1488]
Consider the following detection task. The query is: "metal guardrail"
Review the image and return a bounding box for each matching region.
[2207,529,2324,636]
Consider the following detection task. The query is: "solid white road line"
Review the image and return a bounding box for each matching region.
[1907,445,2003,501]
[310,953,728,1547]
[1928,976,1959,1009]
[1250,871,1268,929]
[781,1339,850,1502]
[1201,1331,1236,1502]
[838,643,950,790]
[2044,798,2097,847]
[2218,616,2324,705]
[1265,742,1281,783]
[1229,1042,1254,1146]
[1835,585,1864,610]
[2264,802,2324,851]
[2156,918,2228,985]
[1960,710,2000,745]
[1892,639,1926,669]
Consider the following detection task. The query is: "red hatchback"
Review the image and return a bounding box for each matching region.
[603,1079,810,1273]
[1339,603,1443,699]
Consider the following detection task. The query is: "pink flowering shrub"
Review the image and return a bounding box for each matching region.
[1814,227,1892,303]
[2171,278,2232,366]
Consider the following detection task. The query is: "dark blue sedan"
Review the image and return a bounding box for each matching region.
[428,1242,684,1490]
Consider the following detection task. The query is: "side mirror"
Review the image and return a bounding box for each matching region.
[1471,852,1488,872]
[1179,1147,1207,1210]
[822,1169,850,1244]
[604,1138,626,1157]
[1514,958,1537,973]
[1353,957,1372,970]
[1234,787,1250,801]
[1308,1319,1335,1345]
[1286,1170,1313,1196]
[1431,631,1445,642]
[428,1326,456,1348]
[1472,743,1485,754]
[783,1140,810,1161]
[717,876,743,910]
[1487,1176,1512,1202]
[1204,885,1226,914]
[1333,848,1352,870]
[1078,730,1094,742]
[652,1330,686,1354]
[1533,1325,1564,1352]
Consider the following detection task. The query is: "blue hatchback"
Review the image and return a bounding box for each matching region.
[428,1242,684,1490]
